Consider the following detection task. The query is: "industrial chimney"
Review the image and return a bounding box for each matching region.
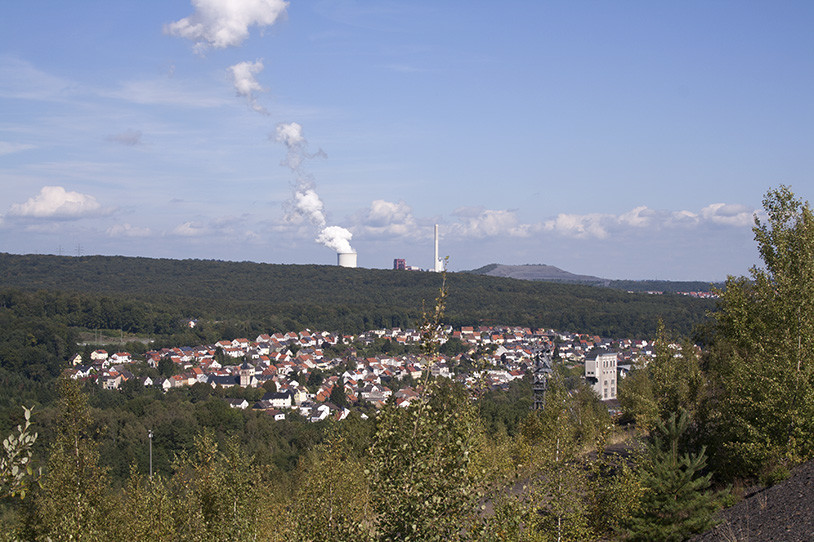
[434,224,444,272]
[337,252,358,268]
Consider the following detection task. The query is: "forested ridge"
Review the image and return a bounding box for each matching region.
[0,252,712,337]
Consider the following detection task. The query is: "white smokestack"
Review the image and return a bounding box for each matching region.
[434,224,444,272]
[337,252,357,268]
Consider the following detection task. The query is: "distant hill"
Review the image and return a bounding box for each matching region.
[0,253,714,338]
[468,264,722,293]
[468,264,609,286]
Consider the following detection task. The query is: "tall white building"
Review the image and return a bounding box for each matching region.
[585,350,617,400]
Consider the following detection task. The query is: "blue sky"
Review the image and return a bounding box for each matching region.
[1,1,812,281]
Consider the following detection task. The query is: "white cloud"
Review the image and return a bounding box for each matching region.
[667,209,699,226]
[7,186,103,219]
[358,199,418,237]
[165,0,288,52]
[0,141,36,156]
[171,221,207,237]
[700,203,754,227]
[618,205,654,228]
[541,203,757,239]
[543,212,609,239]
[229,60,267,113]
[450,207,538,238]
[107,223,151,237]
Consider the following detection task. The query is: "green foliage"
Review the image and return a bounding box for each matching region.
[111,432,293,542]
[625,410,721,542]
[510,384,597,542]
[369,379,486,541]
[329,383,349,408]
[169,432,265,542]
[30,378,112,541]
[478,375,533,437]
[293,434,371,541]
[619,321,706,432]
[709,186,814,478]
[116,470,181,542]
[617,359,658,430]
[586,447,644,537]
[0,406,40,500]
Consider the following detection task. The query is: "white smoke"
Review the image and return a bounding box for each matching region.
[275,121,304,146]
[168,1,354,258]
[316,225,353,254]
[274,121,354,254]
[294,188,326,227]
[229,60,267,114]
[165,0,288,53]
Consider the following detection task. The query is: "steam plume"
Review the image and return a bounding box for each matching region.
[316,225,353,254]
[229,60,267,114]
[165,0,288,53]
[274,122,354,254]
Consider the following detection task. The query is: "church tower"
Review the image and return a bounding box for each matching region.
[239,360,253,387]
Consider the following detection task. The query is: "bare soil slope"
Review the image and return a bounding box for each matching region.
[692,460,814,542]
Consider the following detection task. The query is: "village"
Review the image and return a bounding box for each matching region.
[65,324,658,422]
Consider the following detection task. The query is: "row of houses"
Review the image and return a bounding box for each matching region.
[67,325,666,416]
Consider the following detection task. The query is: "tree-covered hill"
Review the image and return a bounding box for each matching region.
[468,262,723,293]
[0,253,712,338]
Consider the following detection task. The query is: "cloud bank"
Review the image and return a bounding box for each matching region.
[346,199,755,250]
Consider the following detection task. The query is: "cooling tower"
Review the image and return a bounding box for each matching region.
[337,252,358,268]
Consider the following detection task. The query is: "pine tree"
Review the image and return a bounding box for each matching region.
[626,410,721,542]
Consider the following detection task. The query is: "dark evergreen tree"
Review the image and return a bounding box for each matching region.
[626,410,722,542]
[329,384,348,408]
